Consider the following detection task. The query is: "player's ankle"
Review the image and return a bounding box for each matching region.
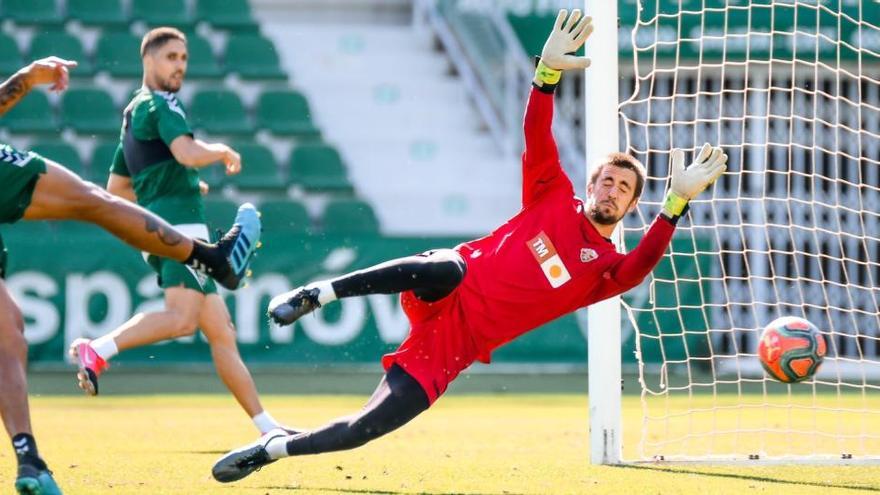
[252,411,280,434]
[306,281,337,305]
[264,435,291,460]
[12,434,47,470]
[185,240,226,275]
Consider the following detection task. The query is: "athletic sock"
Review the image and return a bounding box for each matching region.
[307,280,337,306]
[184,240,228,277]
[252,411,281,434]
[265,435,292,460]
[12,434,47,471]
[90,335,118,360]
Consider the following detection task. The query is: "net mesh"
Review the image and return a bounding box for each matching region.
[619,0,880,461]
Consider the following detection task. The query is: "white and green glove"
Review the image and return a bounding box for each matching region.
[663,143,728,219]
[534,9,594,89]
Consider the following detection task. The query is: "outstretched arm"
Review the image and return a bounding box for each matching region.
[169,135,241,174]
[522,9,593,206]
[0,57,76,116]
[592,144,727,299]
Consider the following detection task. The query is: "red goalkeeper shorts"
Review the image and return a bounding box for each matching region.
[381,289,478,405]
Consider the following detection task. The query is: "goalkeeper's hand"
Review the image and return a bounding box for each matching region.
[663,143,728,218]
[534,9,593,88]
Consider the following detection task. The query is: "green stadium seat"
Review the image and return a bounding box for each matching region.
[90,141,120,183]
[202,196,240,232]
[0,34,23,77]
[29,142,86,177]
[196,0,258,31]
[95,33,143,78]
[225,143,284,191]
[61,88,120,136]
[132,0,194,29]
[186,35,223,79]
[67,0,128,28]
[224,35,286,80]
[189,89,253,135]
[256,90,320,137]
[322,199,379,235]
[259,199,310,234]
[29,32,94,76]
[2,0,62,27]
[288,144,353,193]
[2,91,57,134]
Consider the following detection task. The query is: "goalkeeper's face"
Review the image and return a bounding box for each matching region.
[586,165,639,225]
[145,39,187,93]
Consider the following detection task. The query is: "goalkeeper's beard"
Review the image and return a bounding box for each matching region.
[588,203,625,225]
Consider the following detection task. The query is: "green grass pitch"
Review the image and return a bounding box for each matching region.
[1,371,878,494]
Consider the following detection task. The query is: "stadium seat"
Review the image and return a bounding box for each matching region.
[256,90,320,137]
[224,36,287,80]
[29,142,86,177]
[185,35,223,79]
[0,34,23,77]
[90,141,120,183]
[3,91,57,134]
[95,33,144,78]
[259,199,311,234]
[61,88,120,136]
[67,0,128,28]
[132,0,194,30]
[2,0,63,27]
[195,0,258,31]
[225,143,285,191]
[189,90,253,135]
[29,32,94,76]
[202,196,240,232]
[288,144,353,193]
[322,199,380,235]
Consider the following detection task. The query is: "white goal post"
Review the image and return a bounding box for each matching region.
[587,0,880,464]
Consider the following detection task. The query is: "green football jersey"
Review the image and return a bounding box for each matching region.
[111,87,205,225]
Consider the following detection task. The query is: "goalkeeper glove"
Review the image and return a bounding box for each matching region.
[663,143,728,219]
[534,9,594,91]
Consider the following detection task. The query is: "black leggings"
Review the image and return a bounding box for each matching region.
[284,364,429,456]
[330,249,466,303]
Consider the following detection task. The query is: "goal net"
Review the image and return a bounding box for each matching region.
[619,0,880,462]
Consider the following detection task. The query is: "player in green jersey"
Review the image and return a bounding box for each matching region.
[70,27,292,438]
[0,56,263,494]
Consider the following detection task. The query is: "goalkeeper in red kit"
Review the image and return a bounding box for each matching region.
[212,9,727,483]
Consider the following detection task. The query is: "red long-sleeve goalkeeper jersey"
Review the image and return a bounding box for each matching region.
[452,86,676,363]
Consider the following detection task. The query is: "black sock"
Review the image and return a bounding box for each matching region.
[285,365,429,456]
[330,250,465,302]
[184,240,228,276]
[12,434,47,470]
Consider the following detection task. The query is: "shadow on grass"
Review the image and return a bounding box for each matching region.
[615,464,880,492]
[259,487,527,495]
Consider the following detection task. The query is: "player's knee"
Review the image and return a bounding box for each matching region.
[426,250,466,287]
[70,182,121,220]
[168,311,200,338]
[206,322,237,348]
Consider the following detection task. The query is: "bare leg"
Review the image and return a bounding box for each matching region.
[111,287,204,351]
[199,294,264,418]
[23,161,194,262]
[0,280,30,438]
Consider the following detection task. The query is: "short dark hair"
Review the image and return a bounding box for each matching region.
[140,27,187,58]
[589,152,647,199]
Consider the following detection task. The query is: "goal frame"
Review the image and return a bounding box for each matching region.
[584,0,880,466]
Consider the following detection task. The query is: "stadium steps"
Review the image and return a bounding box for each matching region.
[260,22,520,236]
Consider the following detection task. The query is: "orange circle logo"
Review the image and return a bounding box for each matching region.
[549,265,562,278]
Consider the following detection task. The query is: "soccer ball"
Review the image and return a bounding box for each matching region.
[758,316,827,383]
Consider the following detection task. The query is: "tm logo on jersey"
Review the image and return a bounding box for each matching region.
[527,232,571,288]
